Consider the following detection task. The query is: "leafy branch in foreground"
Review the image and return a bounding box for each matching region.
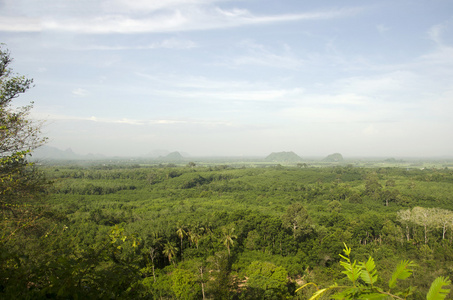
[296,243,451,300]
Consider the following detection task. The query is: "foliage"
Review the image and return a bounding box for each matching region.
[32,164,453,298]
[426,276,451,300]
[297,244,451,300]
[1,46,48,238]
[243,261,290,299]
[0,46,54,298]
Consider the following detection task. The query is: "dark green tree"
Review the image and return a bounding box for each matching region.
[176,224,186,257]
[1,45,47,231]
[221,226,237,256]
[0,46,51,297]
[163,241,178,265]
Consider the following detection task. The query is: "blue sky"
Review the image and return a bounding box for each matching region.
[1,0,453,157]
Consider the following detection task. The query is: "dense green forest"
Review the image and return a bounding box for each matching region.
[3,161,453,299]
[1,46,452,299]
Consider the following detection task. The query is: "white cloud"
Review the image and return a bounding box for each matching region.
[308,93,369,106]
[42,13,187,33]
[334,71,419,95]
[229,40,303,69]
[136,73,260,90]
[2,5,362,34]
[78,38,197,51]
[72,88,89,97]
[32,112,233,127]
[376,24,390,34]
[103,0,223,13]
[154,87,304,102]
[428,24,444,45]
[135,72,304,101]
[419,45,453,66]
[0,16,41,32]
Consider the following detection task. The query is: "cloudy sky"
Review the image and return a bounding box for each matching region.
[1,0,453,157]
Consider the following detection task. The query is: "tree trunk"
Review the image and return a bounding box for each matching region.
[150,248,156,282]
[180,237,183,258]
[424,224,428,244]
[200,267,206,300]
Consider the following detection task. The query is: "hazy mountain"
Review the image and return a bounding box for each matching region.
[145,149,171,157]
[31,146,78,160]
[30,146,105,160]
[323,153,344,162]
[265,151,302,162]
[159,151,184,161]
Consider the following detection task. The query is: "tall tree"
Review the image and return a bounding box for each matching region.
[145,231,162,283]
[1,46,48,240]
[412,207,436,244]
[221,227,237,256]
[162,241,178,265]
[188,230,201,249]
[397,208,412,241]
[282,203,312,240]
[432,208,453,240]
[0,47,56,298]
[176,224,186,257]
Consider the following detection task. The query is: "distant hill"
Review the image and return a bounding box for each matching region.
[323,153,344,162]
[265,151,302,162]
[160,151,184,161]
[30,146,105,160]
[31,146,79,160]
[145,149,171,158]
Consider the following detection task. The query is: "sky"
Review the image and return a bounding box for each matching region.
[1,0,453,157]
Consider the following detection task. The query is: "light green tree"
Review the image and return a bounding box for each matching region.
[245,261,289,299]
[171,268,200,299]
[432,208,453,240]
[397,208,412,241]
[411,207,437,244]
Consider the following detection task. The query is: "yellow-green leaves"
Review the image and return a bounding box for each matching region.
[340,243,361,285]
[359,257,378,286]
[427,276,451,300]
[301,244,451,300]
[389,260,417,289]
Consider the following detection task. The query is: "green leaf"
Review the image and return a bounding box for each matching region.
[332,287,359,300]
[427,276,451,300]
[360,257,378,286]
[358,292,388,300]
[295,282,318,293]
[388,260,417,289]
[341,260,362,283]
[309,288,330,300]
[342,243,352,256]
